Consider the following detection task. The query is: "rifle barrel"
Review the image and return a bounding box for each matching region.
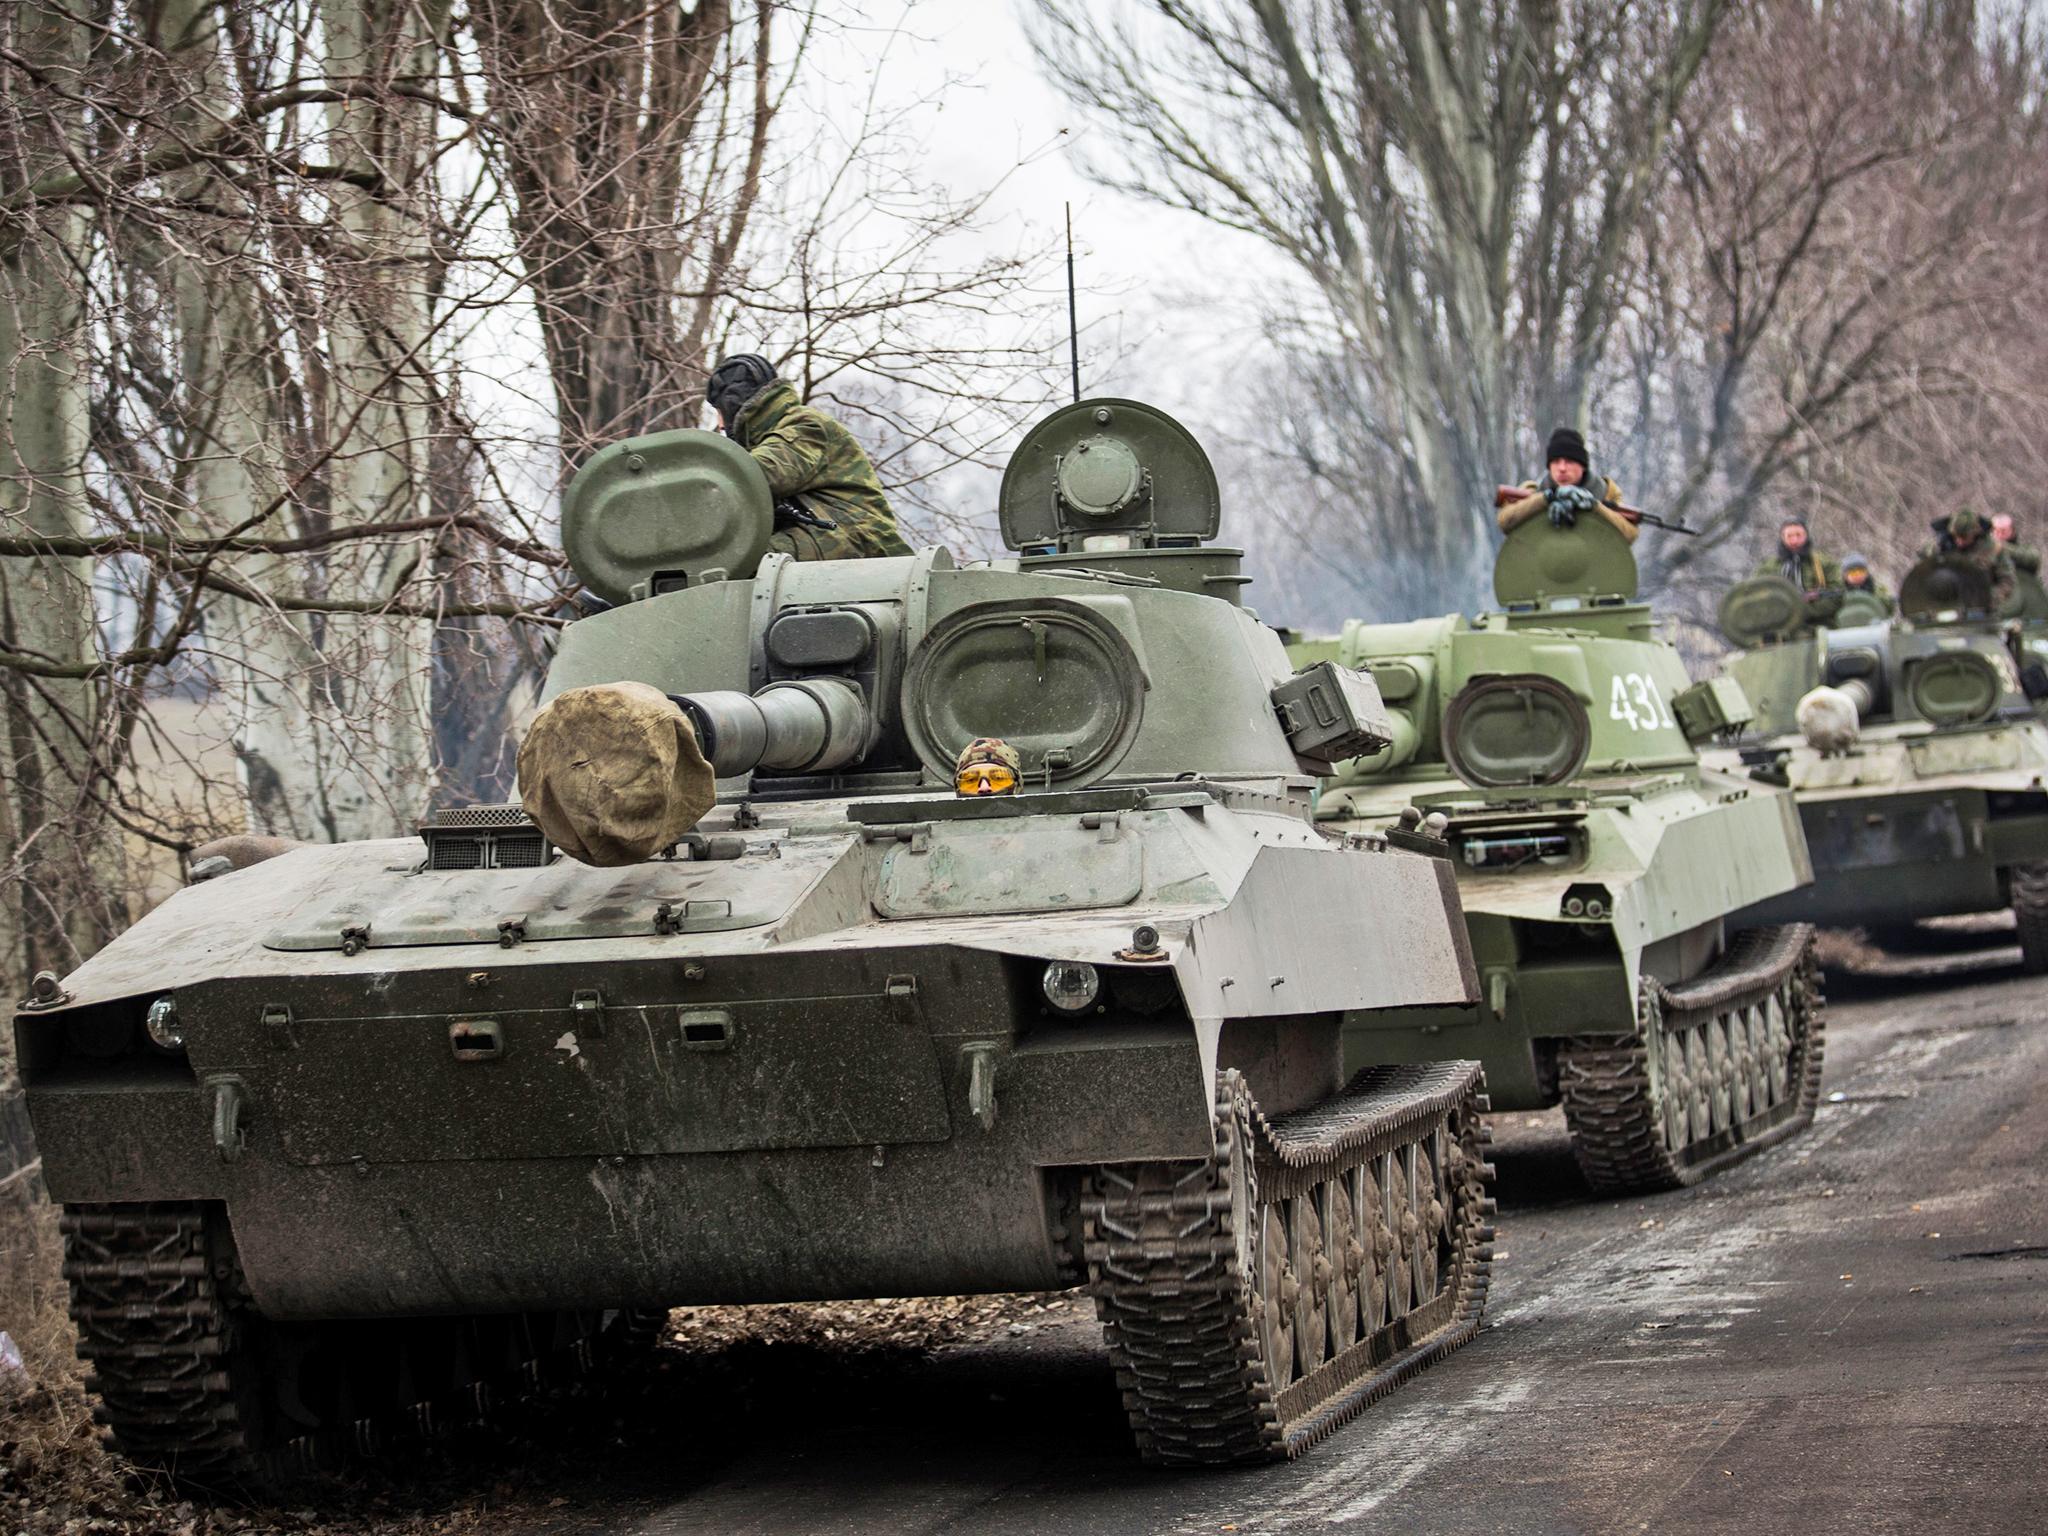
[1492,482,1697,534]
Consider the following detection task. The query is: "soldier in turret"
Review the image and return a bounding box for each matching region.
[1497,427,1638,544]
[1924,507,2016,610]
[1750,515,1842,624]
[1751,515,1842,593]
[705,354,912,561]
[1839,551,1895,616]
[1993,513,2042,575]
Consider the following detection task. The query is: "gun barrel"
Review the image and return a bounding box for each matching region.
[673,680,870,776]
[1838,677,1875,717]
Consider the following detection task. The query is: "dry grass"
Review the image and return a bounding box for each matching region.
[1812,927,1891,973]
[0,1190,130,1531]
[0,1189,545,1534]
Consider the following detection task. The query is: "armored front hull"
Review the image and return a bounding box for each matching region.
[22,784,1477,1318]
[1322,774,1809,1113]
[1708,728,2048,931]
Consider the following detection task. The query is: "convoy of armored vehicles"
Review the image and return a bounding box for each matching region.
[19,387,2029,1493]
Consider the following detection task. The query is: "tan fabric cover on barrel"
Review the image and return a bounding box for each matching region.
[517,682,717,866]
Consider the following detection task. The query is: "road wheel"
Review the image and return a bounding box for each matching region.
[2011,863,2048,974]
[1323,1170,1362,1355]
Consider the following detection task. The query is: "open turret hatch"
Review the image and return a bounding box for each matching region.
[561,429,774,603]
[1899,554,1995,623]
[997,398,1247,600]
[1493,513,1639,608]
[1718,574,1810,647]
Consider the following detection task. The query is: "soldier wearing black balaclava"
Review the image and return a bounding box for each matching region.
[704,354,910,561]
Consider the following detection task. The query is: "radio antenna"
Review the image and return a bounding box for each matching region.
[1065,204,1081,403]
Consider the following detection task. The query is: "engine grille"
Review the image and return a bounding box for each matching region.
[418,804,553,870]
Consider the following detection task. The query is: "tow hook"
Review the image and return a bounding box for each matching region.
[208,1075,250,1163]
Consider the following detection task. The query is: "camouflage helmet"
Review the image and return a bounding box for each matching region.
[955,737,1022,775]
[954,737,1022,795]
[1952,506,1984,539]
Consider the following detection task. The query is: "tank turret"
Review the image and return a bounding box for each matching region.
[1331,516,1753,796]
[534,400,1379,823]
[1724,553,2048,742]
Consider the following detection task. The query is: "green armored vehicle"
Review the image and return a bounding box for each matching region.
[17,399,1496,1478]
[1712,556,2048,968]
[1293,515,1825,1194]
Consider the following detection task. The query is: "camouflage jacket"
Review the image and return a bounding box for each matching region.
[731,381,911,560]
[1751,547,1842,594]
[1498,474,1638,544]
[1922,523,2016,609]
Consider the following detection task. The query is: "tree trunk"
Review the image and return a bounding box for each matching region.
[151,0,443,842]
[0,1,119,987]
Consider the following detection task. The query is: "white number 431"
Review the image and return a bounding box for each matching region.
[1609,672,1675,731]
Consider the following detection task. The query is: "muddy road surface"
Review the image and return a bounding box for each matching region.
[610,938,2048,1536]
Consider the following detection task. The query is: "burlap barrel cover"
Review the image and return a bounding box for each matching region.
[517,682,717,866]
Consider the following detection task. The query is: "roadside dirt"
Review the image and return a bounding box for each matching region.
[1,1223,1064,1536]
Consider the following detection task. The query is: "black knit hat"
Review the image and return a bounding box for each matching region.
[706,353,777,426]
[1544,427,1589,471]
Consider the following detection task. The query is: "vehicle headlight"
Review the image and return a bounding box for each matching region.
[144,995,184,1051]
[1042,961,1101,1014]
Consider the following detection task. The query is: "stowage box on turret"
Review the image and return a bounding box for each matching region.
[17,399,1496,1478]
[1712,556,2048,966]
[1292,515,1826,1194]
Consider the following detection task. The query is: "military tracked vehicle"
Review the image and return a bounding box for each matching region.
[17,399,1496,1479]
[1292,515,1825,1195]
[1713,555,2048,968]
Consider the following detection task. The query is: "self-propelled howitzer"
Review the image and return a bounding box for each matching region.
[1292,515,1825,1194]
[18,399,1494,1479]
[1711,554,2048,966]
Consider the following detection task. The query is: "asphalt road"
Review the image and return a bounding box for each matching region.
[605,932,2047,1536]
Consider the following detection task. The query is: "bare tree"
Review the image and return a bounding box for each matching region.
[1635,0,2048,611]
[1030,0,1729,611]
[0,1,116,982]
[471,2,1054,532]
[0,0,1050,998]
[1034,0,2046,628]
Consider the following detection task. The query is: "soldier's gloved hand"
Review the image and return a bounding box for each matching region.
[1546,483,1596,526]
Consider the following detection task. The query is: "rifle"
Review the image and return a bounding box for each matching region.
[1495,484,1699,536]
[773,499,838,533]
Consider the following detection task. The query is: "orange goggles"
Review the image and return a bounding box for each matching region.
[955,763,1018,796]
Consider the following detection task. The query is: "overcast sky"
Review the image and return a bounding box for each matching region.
[878,1,1283,420]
